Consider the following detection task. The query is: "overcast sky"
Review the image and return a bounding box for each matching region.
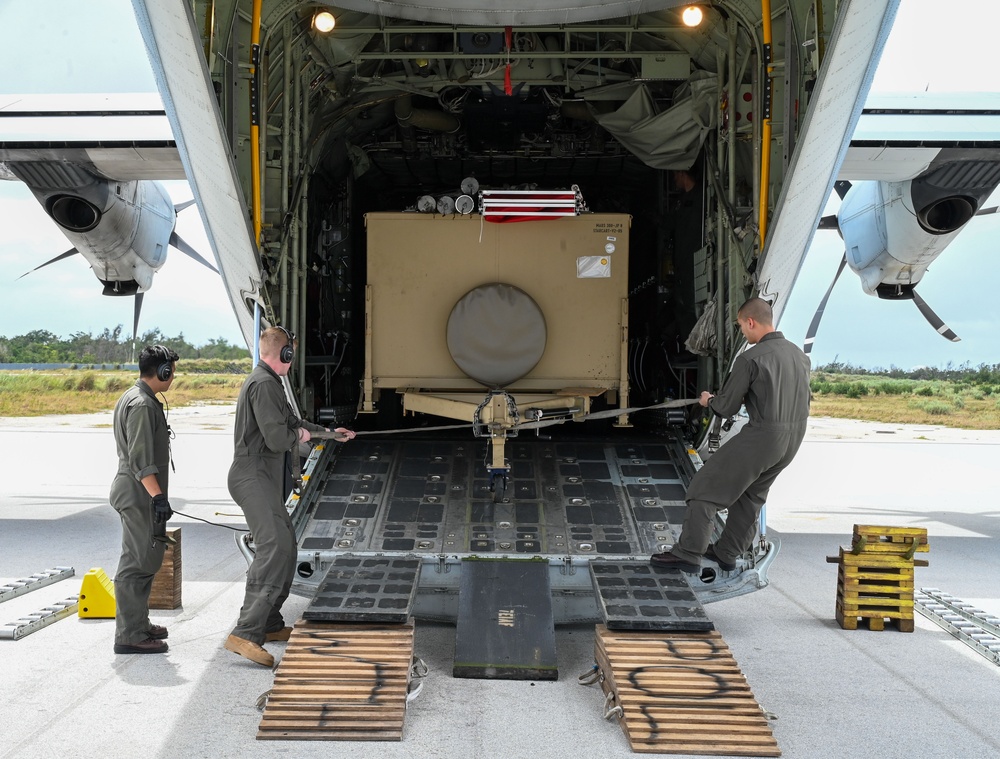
[1,0,998,365]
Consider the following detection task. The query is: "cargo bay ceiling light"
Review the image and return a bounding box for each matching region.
[312,10,336,33]
[682,6,704,27]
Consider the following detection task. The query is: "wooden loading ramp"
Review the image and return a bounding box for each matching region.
[257,619,414,741]
[594,625,780,756]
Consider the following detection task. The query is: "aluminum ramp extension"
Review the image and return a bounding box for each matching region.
[257,620,415,741]
[593,625,780,756]
[454,558,558,680]
[0,567,75,604]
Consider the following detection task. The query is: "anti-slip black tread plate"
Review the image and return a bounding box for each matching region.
[589,560,714,631]
[302,434,693,557]
[303,556,420,623]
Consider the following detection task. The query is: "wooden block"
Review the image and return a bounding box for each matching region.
[150,528,182,610]
[595,626,781,756]
[257,619,414,741]
[835,608,858,630]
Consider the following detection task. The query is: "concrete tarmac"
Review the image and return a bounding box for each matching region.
[1,405,999,759]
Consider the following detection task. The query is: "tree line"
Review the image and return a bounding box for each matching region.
[0,327,249,364]
[814,359,1000,385]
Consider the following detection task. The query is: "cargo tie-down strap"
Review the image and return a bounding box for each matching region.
[307,397,701,439]
[289,397,699,490]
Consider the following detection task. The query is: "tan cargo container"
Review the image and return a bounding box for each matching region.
[363,212,631,410]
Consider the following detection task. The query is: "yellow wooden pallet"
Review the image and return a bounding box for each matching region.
[853,525,929,547]
[838,564,914,591]
[850,525,929,556]
[257,619,414,741]
[595,625,780,756]
[835,606,914,632]
[837,592,914,613]
[828,526,929,633]
[836,549,926,567]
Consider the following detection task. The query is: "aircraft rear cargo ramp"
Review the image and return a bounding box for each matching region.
[266,210,780,625]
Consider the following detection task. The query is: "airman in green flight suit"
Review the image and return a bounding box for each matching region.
[110,344,179,655]
[224,326,355,667]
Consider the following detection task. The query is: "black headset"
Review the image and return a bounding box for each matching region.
[276,326,295,364]
[152,345,176,382]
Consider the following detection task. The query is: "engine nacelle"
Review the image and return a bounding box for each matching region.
[60,180,174,292]
[837,159,1000,299]
[837,179,969,298]
[12,160,176,293]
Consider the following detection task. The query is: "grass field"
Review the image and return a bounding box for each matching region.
[809,394,1000,429]
[809,373,1000,430]
[2,369,999,429]
[0,370,244,417]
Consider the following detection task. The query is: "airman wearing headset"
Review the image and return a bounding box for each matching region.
[109,344,179,655]
[224,326,356,667]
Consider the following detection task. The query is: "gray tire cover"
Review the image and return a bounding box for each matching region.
[447,283,547,387]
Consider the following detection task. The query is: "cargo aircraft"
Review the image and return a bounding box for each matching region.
[6,0,999,625]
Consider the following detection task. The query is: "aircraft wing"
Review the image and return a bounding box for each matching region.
[839,93,1000,181]
[0,93,184,180]
[130,2,263,348]
[754,0,900,328]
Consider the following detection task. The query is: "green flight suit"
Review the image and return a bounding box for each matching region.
[110,379,169,646]
[672,331,811,565]
[228,362,324,644]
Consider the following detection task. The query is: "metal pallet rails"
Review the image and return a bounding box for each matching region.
[0,567,75,605]
[915,588,1000,666]
[0,597,79,640]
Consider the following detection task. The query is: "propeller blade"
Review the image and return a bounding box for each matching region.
[912,290,960,342]
[16,247,79,280]
[818,214,839,230]
[133,292,144,346]
[173,199,196,213]
[833,180,852,200]
[169,231,219,273]
[975,205,999,216]
[803,254,848,356]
